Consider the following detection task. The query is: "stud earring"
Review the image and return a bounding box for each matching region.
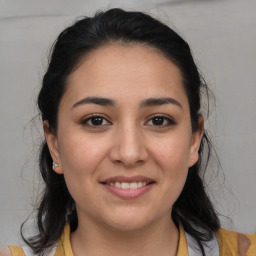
[53,162,59,169]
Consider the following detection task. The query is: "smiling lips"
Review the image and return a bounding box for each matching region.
[100,175,155,199]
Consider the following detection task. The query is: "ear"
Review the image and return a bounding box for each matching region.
[43,120,63,174]
[188,116,204,167]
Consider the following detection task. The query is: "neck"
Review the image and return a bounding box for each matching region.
[70,214,179,256]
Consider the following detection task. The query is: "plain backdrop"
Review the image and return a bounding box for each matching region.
[0,0,256,245]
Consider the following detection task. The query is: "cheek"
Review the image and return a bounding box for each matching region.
[152,135,191,171]
[58,135,109,207]
[151,136,191,201]
[58,133,109,177]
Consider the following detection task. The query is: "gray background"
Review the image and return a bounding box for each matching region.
[0,0,256,245]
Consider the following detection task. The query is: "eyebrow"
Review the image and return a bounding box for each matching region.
[140,97,182,109]
[72,96,182,109]
[72,97,116,108]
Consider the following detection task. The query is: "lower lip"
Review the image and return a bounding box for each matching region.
[102,183,154,199]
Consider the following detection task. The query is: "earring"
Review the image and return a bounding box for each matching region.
[53,162,59,169]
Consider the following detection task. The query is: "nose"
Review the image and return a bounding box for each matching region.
[109,124,149,168]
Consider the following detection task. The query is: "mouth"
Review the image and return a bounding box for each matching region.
[101,181,154,189]
[100,176,155,199]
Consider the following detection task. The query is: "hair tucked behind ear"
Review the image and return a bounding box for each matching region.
[21,8,220,255]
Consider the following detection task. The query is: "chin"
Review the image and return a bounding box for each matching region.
[102,211,154,232]
[107,220,148,232]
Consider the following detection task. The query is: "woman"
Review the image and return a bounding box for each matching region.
[1,8,255,256]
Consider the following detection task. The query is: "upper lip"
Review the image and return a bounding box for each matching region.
[100,175,155,184]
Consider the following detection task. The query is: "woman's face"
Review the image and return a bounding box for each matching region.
[45,44,203,231]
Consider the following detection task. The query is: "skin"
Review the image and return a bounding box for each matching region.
[44,44,204,256]
[0,248,11,256]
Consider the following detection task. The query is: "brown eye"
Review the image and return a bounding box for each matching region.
[146,116,175,127]
[81,115,111,127]
[152,117,165,125]
[90,117,104,125]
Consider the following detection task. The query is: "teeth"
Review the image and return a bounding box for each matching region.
[115,181,121,188]
[137,181,143,188]
[130,182,137,189]
[107,181,149,189]
[121,182,129,189]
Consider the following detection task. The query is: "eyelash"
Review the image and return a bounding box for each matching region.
[81,114,176,128]
[146,115,176,126]
[81,114,111,127]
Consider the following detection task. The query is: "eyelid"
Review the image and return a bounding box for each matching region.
[81,113,112,126]
[80,113,176,127]
[145,114,176,126]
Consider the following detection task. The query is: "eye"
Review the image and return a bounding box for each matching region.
[81,115,111,127]
[146,115,175,127]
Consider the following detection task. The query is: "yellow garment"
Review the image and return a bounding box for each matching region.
[216,228,256,255]
[9,245,26,256]
[9,223,256,255]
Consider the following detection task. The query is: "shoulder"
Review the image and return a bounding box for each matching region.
[0,247,12,256]
[216,228,256,256]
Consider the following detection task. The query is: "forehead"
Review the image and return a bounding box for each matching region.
[63,43,189,109]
